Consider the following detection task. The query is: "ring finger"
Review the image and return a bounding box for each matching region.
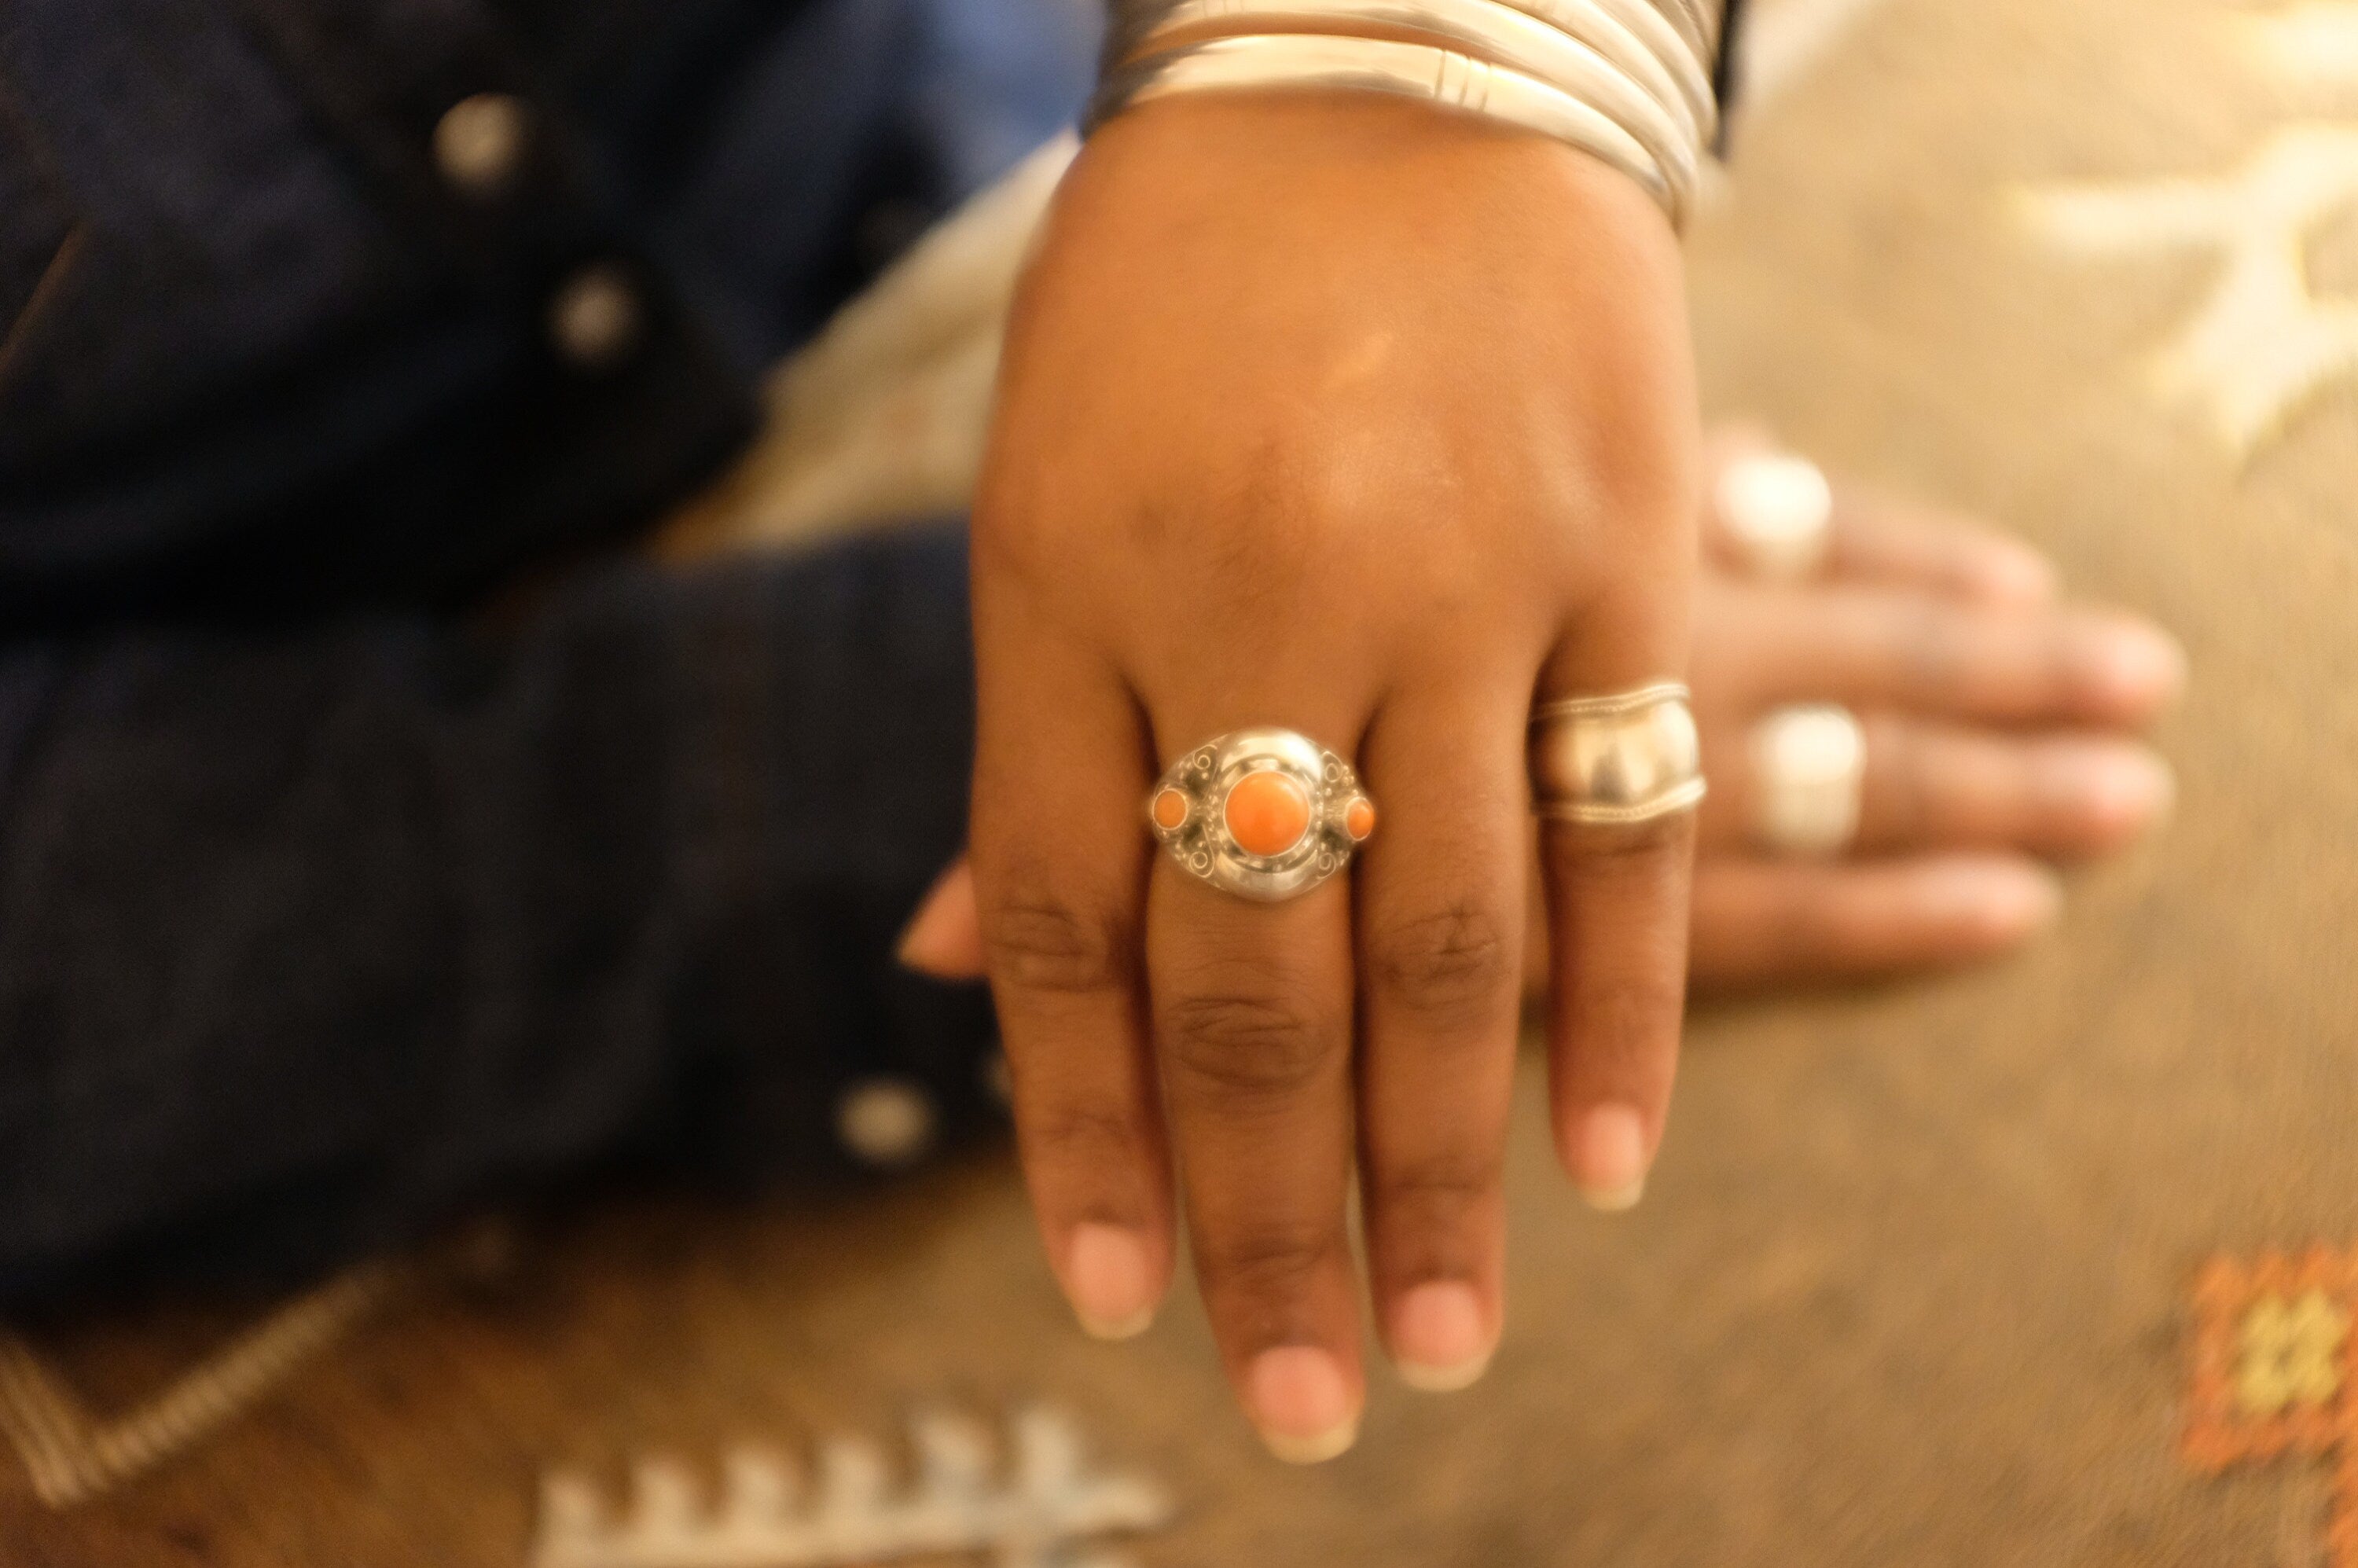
[1725,711,2173,858]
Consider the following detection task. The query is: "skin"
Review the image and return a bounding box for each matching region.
[912,427,2183,1419]
[969,95,1701,1462]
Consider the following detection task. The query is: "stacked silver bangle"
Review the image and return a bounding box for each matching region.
[1094,0,1724,225]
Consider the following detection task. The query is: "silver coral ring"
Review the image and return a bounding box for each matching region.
[1148,728,1376,902]
[1529,681,1707,826]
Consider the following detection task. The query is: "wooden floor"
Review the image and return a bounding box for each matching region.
[13,0,2358,1561]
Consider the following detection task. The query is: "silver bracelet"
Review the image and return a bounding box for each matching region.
[1093,32,1677,217]
[1128,0,1701,208]
[1517,0,1716,137]
[1109,0,1717,132]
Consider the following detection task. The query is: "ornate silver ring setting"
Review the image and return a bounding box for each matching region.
[1148,728,1376,902]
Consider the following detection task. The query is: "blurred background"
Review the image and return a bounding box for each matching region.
[6,0,2358,1562]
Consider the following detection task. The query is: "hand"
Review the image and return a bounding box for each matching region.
[1677,427,2181,986]
[966,96,1701,1460]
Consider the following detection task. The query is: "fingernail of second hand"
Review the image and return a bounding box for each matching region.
[1568,1103,1651,1213]
[1066,1223,1157,1342]
[1248,1346,1360,1464]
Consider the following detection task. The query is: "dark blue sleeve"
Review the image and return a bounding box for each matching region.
[0,523,993,1302]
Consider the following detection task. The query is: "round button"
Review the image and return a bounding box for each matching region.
[434,93,528,198]
[836,1077,937,1169]
[547,263,643,370]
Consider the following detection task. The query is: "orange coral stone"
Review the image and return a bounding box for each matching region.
[1224,770,1311,857]
[1344,798,1376,841]
[1151,788,1191,831]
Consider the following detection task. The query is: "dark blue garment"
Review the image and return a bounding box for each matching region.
[0,0,1739,1298]
[0,0,1095,1298]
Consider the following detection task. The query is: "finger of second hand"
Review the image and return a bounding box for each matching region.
[1149,860,1363,1464]
[1688,853,2062,989]
[1353,689,1528,1394]
[1824,492,2060,608]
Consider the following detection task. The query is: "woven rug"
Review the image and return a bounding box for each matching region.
[11,0,2358,1562]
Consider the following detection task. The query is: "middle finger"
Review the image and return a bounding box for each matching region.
[1706,582,2186,729]
[1147,700,1366,1465]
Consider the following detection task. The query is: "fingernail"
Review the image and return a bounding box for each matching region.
[1977,545,2060,605]
[1923,861,2064,938]
[2070,748,2176,833]
[1066,1224,1157,1341]
[1568,1103,1651,1212]
[1247,1346,1358,1463]
[1390,1281,1493,1392]
[2090,623,2188,709]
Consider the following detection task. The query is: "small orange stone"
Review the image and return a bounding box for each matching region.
[1345,798,1376,841]
[1224,770,1311,857]
[1151,788,1191,831]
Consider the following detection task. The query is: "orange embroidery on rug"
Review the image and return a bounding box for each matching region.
[2184,1248,2358,1565]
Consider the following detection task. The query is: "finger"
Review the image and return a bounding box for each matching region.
[1823,489,2059,607]
[1702,424,2056,605]
[970,622,1174,1343]
[1735,587,2187,730]
[897,857,985,979]
[1538,594,1699,1214]
[1842,718,2174,857]
[1354,680,1529,1393]
[1688,854,2062,990]
[1147,703,1365,1463]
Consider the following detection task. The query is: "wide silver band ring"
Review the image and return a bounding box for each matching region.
[1748,703,1866,855]
[1529,681,1706,825]
[1148,727,1376,902]
[1713,451,1834,582]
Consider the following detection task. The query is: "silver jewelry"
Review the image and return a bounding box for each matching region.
[1105,0,1717,135]
[1714,451,1835,581]
[1529,681,1706,824]
[1148,727,1377,902]
[1515,0,1716,134]
[1127,0,1702,210]
[1093,33,1678,219]
[1748,703,1867,854]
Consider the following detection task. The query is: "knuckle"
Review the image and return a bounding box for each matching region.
[1372,1150,1497,1228]
[1198,1217,1342,1301]
[1569,972,1685,1062]
[982,889,1135,997]
[1159,982,1342,1099]
[1899,612,1977,703]
[1364,901,1517,1026]
[1023,1103,1148,1181]
[1545,815,1691,881]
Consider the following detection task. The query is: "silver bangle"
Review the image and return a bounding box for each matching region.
[1519,0,1716,139]
[1129,0,1701,209]
[1093,32,1678,220]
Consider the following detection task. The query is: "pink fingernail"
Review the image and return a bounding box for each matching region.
[1391,1281,1493,1392]
[1921,861,2063,938]
[1568,1103,1651,1212]
[2094,624,2189,709]
[1066,1224,1157,1341]
[1247,1346,1358,1463]
[2081,750,2176,832]
[1980,547,2061,605]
